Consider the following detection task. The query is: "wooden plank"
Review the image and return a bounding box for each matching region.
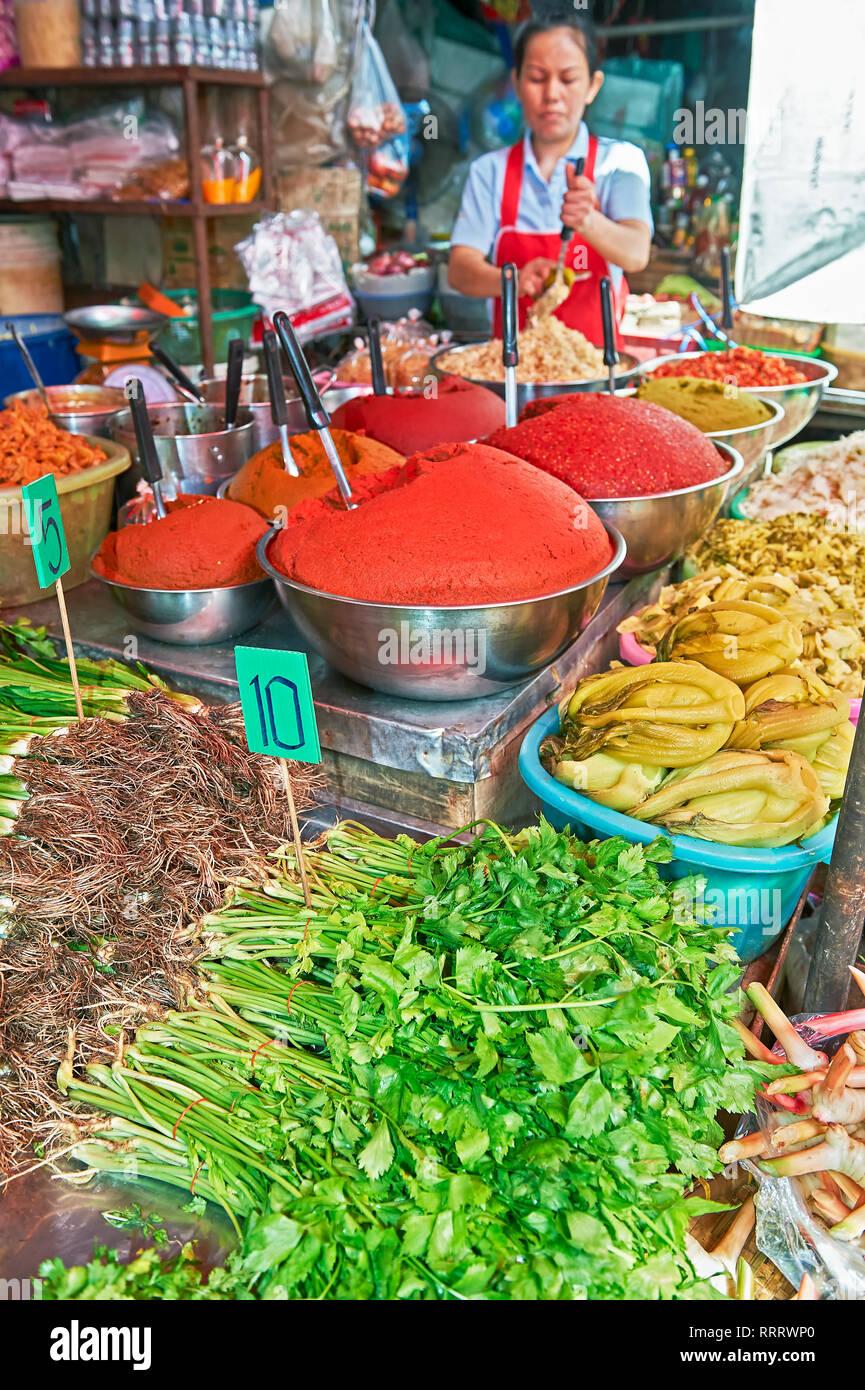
[0,65,267,88]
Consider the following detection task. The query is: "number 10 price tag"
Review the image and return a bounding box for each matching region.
[235,646,321,906]
[21,473,83,721]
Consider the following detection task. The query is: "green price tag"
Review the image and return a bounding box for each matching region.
[22,474,70,589]
[235,646,321,764]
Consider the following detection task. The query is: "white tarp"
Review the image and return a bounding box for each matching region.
[736,0,865,322]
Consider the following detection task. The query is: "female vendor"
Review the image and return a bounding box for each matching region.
[448,12,653,343]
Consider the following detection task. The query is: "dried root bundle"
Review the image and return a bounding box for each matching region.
[0,689,321,1176]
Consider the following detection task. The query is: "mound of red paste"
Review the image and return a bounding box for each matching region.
[485,392,728,498]
[94,495,267,589]
[329,375,506,454]
[269,442,615,605]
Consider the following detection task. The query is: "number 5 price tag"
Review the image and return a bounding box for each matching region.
[22,473,70,588]
[21,473,83,721]
[235,646,321,907]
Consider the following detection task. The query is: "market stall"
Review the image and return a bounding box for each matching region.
[2,0,865,1321]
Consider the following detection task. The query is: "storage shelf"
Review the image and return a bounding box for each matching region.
[0,65,266,88]
[0,64,274,373]
[0,197,269,218]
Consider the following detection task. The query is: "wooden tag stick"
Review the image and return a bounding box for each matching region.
[280,757,311,908]
[54,575,84,721]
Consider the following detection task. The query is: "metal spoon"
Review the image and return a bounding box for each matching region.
[6,320,54,417]
[263,328,300,476]
[125,378,167,519]
[599,275,618,396]
[273,310,355,509]
[501,263,519,428]
[147,339,205,403]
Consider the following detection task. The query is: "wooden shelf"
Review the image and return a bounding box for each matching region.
[0,65,266,88]
[0,64,274,374]
[0,197,270,218]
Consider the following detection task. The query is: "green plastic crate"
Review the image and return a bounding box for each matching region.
[151,288,260,366]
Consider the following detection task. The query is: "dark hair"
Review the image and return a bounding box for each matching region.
[513,12,599,76]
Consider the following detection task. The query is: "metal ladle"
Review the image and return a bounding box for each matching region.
[6,320,56,419]
[599,275,618,396]
[501,263,519,428]
[273,310,356,509]
[263,327,300,476]
[125,378,167,520]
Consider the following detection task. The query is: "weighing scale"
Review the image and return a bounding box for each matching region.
[64,303,170,370]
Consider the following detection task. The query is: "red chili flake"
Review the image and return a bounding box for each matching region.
[648,346,807,387]
[485,393,726,499]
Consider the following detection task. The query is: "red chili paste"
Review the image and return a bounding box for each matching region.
[93,494,267,589]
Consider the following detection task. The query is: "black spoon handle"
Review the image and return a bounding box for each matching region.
[502,263,518,369]
[263,329,288,429]
[720,245,734,332]
[224,337,245,427]
[599,276,618,369]
[559,154,586,246]
[147,340,204,402]
[367,317,387,396]
[272,311,330,431]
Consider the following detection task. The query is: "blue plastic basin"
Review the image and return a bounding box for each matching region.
[0,315,80,396]
[519,707,837,962]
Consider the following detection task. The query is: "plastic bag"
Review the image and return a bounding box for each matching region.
[264,0,363,169]
[738,1010,865,1299]
[268,0,340,84]
[335,313,450,387]
[234,210,354,341]
[347,19,406,150]
[366,133,410,199]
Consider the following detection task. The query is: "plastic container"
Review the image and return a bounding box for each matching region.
[519,705,838,962]
[0,315,79,395]
[0,218,63,315]
[147,288,259,366]
[740,1010,865,1300]
[13,0,81,65]
[0,439,130,607]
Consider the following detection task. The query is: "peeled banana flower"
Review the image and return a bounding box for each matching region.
[656,601,803,685]
[727,669,850,750]
[804,719,855,800]
[558,662,744,767]
[547,749,666,811]
[630,748,829,848]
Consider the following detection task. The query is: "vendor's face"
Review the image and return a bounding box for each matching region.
[514,30,604,142]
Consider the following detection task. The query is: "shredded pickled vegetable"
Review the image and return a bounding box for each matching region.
[0,401,106,487]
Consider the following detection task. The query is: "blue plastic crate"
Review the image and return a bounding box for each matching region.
[0,316,80,398]
[519,707,837,963]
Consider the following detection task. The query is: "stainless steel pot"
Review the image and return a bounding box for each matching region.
[5,384,127,437]
[198,370,336,451]
[110,402,256,500]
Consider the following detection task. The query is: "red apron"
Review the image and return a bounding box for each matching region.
[492,134,628,347]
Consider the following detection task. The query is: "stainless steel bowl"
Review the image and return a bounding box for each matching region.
[198,370,336,452]
[91,566,273,646]
[617,385,785,493]
[110,402,257,502]
[257,524,626,700]
[636,352,838,449]
[587,441,744,579]
[429,342,642,414]
[64,304,168,342]
[4,384,127,437]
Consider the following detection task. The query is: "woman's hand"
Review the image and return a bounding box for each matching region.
[517,256,556,300]
[560,164,598,234]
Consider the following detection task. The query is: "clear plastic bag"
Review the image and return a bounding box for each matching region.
[347,19,406,150]
[268,0,339,85]
[738,1010,865,1299]
[234,210,354,339]
[366,132,409,199]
